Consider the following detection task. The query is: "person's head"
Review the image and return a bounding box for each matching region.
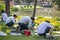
[1,10,5,13]
[13,14,17,19]
[45,20,50,23]
[30,17,35,23]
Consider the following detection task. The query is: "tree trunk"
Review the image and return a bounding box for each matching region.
[32,0,37,21]
[58,1,60,8]
[5,0,10,16]
[57,0,60,10]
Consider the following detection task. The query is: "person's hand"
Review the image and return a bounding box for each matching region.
[29,27,34,31]
[15,20,16,22]
[16,26,21,32]
[50,29,53,35]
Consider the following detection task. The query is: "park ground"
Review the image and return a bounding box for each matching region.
[0,5,60,40]
[0,21,60,40]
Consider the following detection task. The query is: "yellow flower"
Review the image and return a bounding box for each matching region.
[6,29,11,33]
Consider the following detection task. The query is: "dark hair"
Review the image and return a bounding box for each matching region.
[46,20,50,23]
[1,10,5,13]
[13,14,17,17]
[31,17,35,21]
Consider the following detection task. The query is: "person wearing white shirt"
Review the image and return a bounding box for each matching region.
[36,21,53,38]
[1,10,8,22]
[17,16,34,30]
[6,14,17,28]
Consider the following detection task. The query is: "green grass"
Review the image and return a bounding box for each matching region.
[0,21,60,40]
[0,35,47,40]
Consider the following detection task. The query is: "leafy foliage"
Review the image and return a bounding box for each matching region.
[55,17,60,21]
[52,0,60,8]
[0,3,5,16]
[10,7,19,12]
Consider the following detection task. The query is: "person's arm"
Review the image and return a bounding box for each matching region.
[28,18,34,30]
[28,19,32,27]
[49,29,53,35]
[48,24,54,35]
[48,23,54,29]
[12,18,16,23]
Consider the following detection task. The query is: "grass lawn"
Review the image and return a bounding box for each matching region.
[0,21,60,40]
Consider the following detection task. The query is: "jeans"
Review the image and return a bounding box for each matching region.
[39,27,51,38]
[6,21,14,28]
[18,23,28,30]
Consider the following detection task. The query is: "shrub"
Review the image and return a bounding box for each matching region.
[0,3,5,15]
[10,7,19,12]
[55,17,60,21]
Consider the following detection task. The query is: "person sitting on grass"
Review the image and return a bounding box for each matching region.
[36,21,54,38]
[5,14,17,28]
[1,10,8,22]
[16,16,34,32]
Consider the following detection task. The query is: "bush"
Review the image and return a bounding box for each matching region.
[37,16,43,19]
[0,3,5,15]
[10,7,19,12]
[55,17,60,21]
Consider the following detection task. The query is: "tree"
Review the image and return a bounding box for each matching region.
[58,0,60,8]
[52,0,60,8]
[5,0,10,16]
[32,0,37,22]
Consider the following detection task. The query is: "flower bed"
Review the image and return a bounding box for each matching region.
[17,16,60,31]
[34,16,60,31]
